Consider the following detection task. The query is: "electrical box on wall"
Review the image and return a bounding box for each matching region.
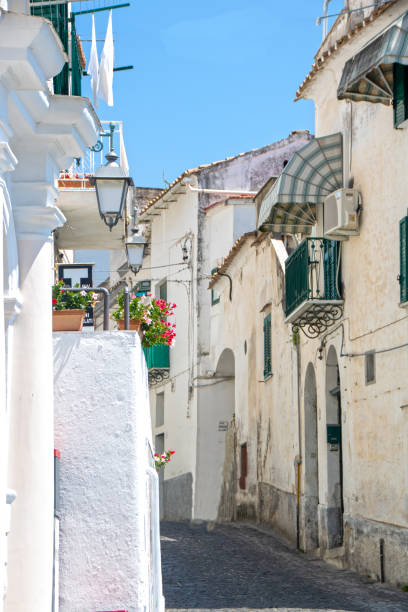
[323,188,361,239]
[327,424,341,444]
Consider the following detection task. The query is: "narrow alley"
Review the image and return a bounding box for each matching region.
[161,522,408,612]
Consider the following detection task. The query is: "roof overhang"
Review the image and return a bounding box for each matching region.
[338,12,408,104]
[257,133,343,233]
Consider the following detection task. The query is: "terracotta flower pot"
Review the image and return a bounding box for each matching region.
[52,309,85,332]
[117,319,142,332]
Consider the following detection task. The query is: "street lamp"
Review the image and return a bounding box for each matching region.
[89,151,134,231]
[126,232,147,273]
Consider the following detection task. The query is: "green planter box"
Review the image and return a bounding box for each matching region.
[143,344,170,370]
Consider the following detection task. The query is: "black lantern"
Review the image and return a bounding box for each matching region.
[126,233,147,273]
[89,151,134,231]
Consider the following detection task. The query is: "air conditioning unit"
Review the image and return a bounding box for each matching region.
[323,188,361,239]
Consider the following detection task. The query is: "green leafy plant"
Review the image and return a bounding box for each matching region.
[52,281,98,310]
[154,450,175,470]
[112,290,176,348]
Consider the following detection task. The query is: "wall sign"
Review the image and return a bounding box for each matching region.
[58,264,94,326]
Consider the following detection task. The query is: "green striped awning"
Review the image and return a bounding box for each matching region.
[257,133,343,233]
[337,12,408,104]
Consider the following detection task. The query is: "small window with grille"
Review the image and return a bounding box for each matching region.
[156,392,164,427]
[365,351,376,385]
[263,313,272,379]
[239,443,247,490]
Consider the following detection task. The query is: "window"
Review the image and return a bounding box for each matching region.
[393,63,408,128]
[263,313,272,379]
[155,433,164,456]
[156,392,164,427]
[365,351,376,385]
[400,216,408,303]
[135,279,151,296]
[239,443,247,490]
[211,268,220,305]
[159,281,167,301]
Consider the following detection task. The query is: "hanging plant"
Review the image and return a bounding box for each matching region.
[112,291,176,348]
[154,450,175,470]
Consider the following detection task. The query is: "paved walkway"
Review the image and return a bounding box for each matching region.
[160,521,408,612]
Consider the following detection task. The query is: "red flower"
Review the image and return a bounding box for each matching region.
[52,299,57,305]
[170,450,175,455]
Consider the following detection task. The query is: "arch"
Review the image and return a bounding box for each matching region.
[302,362,319,550]
[325,345,344,548]
[216,347,235,377]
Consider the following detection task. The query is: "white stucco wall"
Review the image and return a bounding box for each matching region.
[299,0,408,533]
[54,331,162,612]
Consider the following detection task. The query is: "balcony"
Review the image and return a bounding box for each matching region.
[31,1,83,96]
[54,121,129,250]
[285,238,344,338]
[143,345,170,386]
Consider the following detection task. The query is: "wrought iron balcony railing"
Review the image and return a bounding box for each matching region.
[143,345,170,386]
[285,237,343,338]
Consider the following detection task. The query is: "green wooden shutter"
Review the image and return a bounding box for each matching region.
[211,268,220,305]
[71,18,82,96]
[400,216,408,303]
[263,313,271,378]
[31,1,69,95]
[393,63,408,128]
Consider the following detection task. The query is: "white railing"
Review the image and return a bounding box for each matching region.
[60,120,129,180]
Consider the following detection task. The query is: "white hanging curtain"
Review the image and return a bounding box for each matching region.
[87,14,99,108]
[97,10,114,106]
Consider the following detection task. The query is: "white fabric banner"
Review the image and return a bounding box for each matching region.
[87,14,99,108]
[97,10,114,106]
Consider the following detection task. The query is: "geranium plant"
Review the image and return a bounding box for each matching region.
[52,280,98,310]
[112,291,176,348]
[154,450,175,470]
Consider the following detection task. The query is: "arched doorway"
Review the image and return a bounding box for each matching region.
[325,345,344,548]
[303,362,319,551]
[195,348,235,521]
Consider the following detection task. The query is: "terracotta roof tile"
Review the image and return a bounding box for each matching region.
[139,131,312,219]
[296,0,396,101]
[208,231,257,289]
[204,194,254,212]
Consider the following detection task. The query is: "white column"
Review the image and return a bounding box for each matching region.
[5,156,65,611]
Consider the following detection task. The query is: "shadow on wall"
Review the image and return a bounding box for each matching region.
[162,473,193,521]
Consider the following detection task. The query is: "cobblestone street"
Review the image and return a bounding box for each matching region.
[161,522,408,612]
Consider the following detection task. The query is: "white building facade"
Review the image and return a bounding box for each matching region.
[207,0,408,587]
[137,132,313,521]
[0,3,101,611]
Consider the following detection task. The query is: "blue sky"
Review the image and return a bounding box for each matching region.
[77,1,345,188]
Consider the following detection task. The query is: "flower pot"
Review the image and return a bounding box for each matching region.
[52,309,86,332]
[117,319,142,332]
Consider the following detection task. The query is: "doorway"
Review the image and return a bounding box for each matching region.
[325,346,344,548]
[303,362,319,550]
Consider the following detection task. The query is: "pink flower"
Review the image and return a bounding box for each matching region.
[80,290,86,296]
[92,293,98,301]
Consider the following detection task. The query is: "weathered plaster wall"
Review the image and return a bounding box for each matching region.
[209,236,299,542]
[147,185,198,520]
[295,0,408,583]
[144,132,314,522]
[54,332,160,612]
